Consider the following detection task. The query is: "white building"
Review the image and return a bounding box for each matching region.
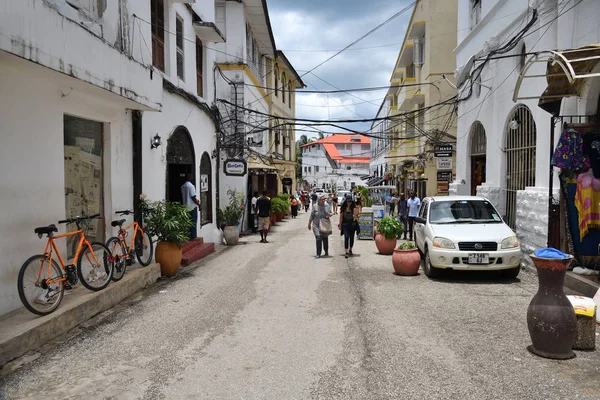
[369,101,392,186]
[0,0,223,316]
[452,0,600,263]
[301,134,372,190]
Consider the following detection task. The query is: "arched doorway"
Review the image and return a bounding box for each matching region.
[166,126,195,203]
[504,105,536,229]
[469,121,487,195]
[199,152,212,225]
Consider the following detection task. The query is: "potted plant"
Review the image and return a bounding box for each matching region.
[271,198,286,222]
[140,195,192,277]
[393,241,421,275]
[220,189,245,245]
[374,217,403,255]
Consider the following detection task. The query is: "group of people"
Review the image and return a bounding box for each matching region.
[388,191,421,241]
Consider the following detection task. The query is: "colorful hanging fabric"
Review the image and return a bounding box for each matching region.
[575,170,600,241]
[552,129,590,171]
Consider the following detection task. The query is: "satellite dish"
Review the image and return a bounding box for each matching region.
[456,54,477,88]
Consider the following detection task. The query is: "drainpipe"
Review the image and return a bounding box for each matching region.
[132,110,143,224]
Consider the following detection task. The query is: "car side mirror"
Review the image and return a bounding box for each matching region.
[414,217,425,224]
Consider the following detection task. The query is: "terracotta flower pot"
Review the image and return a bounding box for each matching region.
[270,214,277,226]
[527,254,577,359]
[375,233,397,255]
[155,242,182,277]
[392,248,421,275]
[223,225,239,245]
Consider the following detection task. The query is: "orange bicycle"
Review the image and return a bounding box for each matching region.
[17,214,114,316]
[105,210,154,281]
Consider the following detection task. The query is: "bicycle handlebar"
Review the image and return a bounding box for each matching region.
[115,210,133,215]
[58,214,101,224]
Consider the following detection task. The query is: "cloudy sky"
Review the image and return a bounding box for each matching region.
[267,0,414,137]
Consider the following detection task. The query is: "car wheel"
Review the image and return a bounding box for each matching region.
[423,248,441,278]
[502,266,520,279]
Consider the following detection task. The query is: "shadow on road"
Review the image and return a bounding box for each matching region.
[424,268,522,285]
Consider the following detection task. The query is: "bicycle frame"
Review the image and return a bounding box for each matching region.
[117,221,147,257]
[39,230,98,285]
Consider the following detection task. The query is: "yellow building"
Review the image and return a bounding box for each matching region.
[386,0,458,198]
[264,50,305,195]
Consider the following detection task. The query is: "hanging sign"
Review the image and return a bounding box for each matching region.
[436,157,453,170]
[282,178,293,185]
[224,159,247,176]
[434,144,453,157]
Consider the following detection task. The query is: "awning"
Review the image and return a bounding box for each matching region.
[248,160,277,173]
[366,176,384,186]
[399,93,425,111]
[397,43,414,68]
[407,21,425,40]
[193,21,226,43]
[513,45,600,115]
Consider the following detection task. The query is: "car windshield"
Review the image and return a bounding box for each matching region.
[428,200,503,224]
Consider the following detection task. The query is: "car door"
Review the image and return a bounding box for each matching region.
[414,200,428,251]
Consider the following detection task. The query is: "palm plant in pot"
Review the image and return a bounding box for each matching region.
[392,241,421,276]
[220,189,245,245]
[374,217,403,255]
[140,195,192,277]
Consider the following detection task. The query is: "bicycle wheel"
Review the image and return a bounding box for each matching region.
[18,255,64,316]
[106,237,127,281]
[135,228,154,266]
[77,242,113,291]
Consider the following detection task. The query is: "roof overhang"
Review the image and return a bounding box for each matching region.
[513,45,600,115]
[407,21,425,40]
[276,50,306,88]
[244,0,276,57]
[397,43,414,68]
[193,21,225,43]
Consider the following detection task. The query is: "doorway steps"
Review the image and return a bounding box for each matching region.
[181,238,215,266]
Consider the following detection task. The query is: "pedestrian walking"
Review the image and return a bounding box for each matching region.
[332,191,338,214]
[251,191,259,234]
[308,195,332,259]
[303,194,311,212]
[181,174,201,240]
[338,195,359,258]
[397,193,408,240]
[406,191,421,241]
[289,195,299,218]
[389,193,398,217]
[256,191,271,243]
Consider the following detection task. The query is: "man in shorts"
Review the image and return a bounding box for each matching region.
[256,191,271,243]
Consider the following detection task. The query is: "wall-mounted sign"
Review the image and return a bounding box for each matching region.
[434,144,453,158]
[437,171,452,182]
[436,157,453,170]
[200,174,209,192]
[281,177,293,185]
[437,182,449,193]
[224,159,247,176]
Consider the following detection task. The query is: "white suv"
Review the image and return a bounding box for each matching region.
[413,196,521,278]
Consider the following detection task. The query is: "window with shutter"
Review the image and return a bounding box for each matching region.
[151,0,165,71]
[274,65,279,97]
[288,81,292,106]
[196,38,203,96]
[281,72,286,103]
[176,16,184,80]
[471,0,482,29]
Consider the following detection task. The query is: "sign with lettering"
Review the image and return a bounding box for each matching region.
[436,157,453,170]
[437,171,452,182]
[358,210,374,240]
[224,159,247,176]
[281,177,293,185]
[434,144,453,158]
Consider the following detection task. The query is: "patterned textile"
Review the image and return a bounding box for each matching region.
[552,129,590,171]
[575,170,600,241]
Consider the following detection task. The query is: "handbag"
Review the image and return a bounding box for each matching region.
[319,218,332,236]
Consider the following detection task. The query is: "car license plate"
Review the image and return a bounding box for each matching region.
[468,253,489,264]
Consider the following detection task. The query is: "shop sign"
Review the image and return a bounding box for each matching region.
[224,159,247,176]
[436,157,453,170]
[282,177,293,185]
[437,182,449,193]
[437,171,452,182]
[200,174,209,192]
[434,144,453,158]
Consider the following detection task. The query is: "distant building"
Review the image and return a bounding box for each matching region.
[301,134,371,190]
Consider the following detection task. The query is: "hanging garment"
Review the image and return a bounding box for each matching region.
[575,170,600,241]
[552,129,590,171]
[583,133,600,178]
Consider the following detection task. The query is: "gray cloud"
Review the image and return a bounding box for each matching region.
[267,0,414,135]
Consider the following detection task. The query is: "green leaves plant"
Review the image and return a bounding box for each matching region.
[397,241,416,250]
[221,189,245,226]
[140,197,193,245]
[376,217,404,240]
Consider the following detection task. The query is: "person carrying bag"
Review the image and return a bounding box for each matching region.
[308,194,332,258]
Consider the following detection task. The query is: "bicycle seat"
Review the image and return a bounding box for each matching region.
[111,219,126,227]
[34,224,58,235]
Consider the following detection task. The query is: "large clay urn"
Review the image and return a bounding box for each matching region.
[375,233,397,255]
[155,242,182,277]
[527,254,577,360]
[392,248,420,275]
[223,226,240,245]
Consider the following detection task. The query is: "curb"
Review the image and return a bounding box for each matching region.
[523,263,599,297]
[0,264,160,368]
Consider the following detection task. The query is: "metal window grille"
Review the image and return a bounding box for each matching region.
[151,0,165,71]
[196,38,203,96]
[470,121,486,156]
[504,105,536,229]
[176,16,184,80]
